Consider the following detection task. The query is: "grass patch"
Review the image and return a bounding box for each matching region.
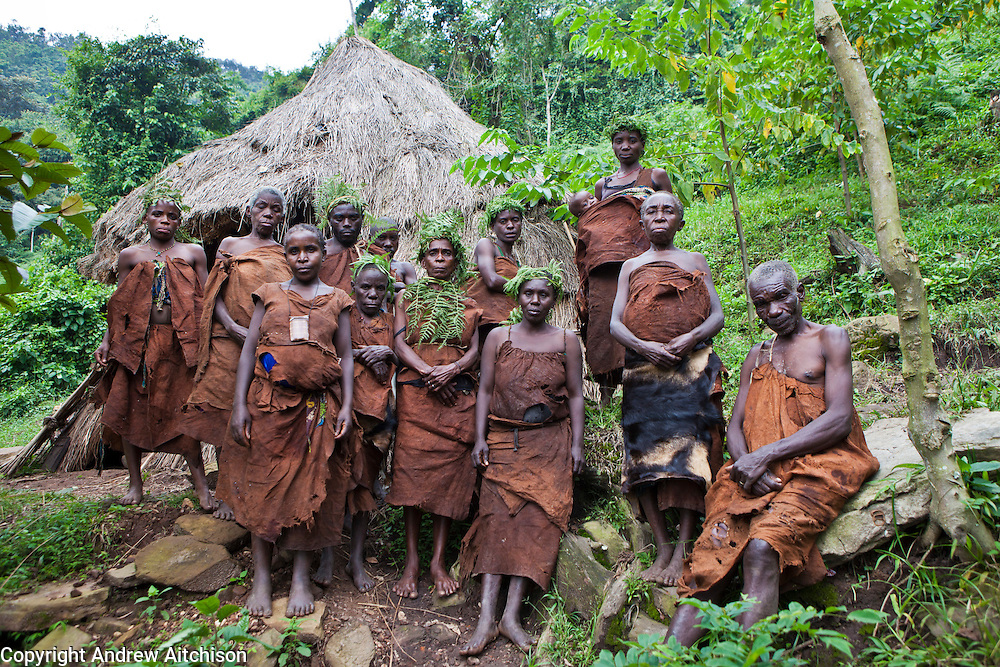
[0,399,58,451]
[0,488,123,594]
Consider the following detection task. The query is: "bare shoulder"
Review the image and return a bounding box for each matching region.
[651,167,672,192]
[217,236,237,252]
[485,325,507,346]
[474,237,495,255]
[819,323,851,356]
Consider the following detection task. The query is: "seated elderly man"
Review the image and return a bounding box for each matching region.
[666,260,879,645]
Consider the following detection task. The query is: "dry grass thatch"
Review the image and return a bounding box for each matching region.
[78,35,578,297]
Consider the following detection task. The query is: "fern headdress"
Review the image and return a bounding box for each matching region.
[404,209,470,345]
[503,260,565,324]
[605,115,652,143]
[478,195,527,236]
[142,178,189,216]
[351,252,392,281]
[315,177,366,218]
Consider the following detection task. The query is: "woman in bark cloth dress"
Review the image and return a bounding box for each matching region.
[576,116,672,405]
[386,210,483,599]
[229,223,354,618]
[93,183,213,510]
[465,195,525,342]
[458,261,585,656]
[610,192,726,586]
[182,187,292,521]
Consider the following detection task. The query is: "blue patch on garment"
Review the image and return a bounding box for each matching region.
[258,353,292,387]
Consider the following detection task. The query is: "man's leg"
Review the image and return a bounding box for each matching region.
[460,574,502,656]
[740,538,779,628]
[392,506,421,598]
[429,513,459,596]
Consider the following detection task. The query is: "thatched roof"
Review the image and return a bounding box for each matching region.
[78,35,578,295]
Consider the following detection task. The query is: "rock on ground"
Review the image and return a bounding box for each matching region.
[324,621,376,667]
[0,581,108,632]
[247,627,283,667]
[134,535,238,592]
[581,519,629,566]
[592,561,641,648]
[173,513,249,551]
[846,314,900,358]
[819,410,1000,565]
[263,598,326,644]
[31,624,94,651]
[554,532,613,618]
[104,562,139,588]
[628,613,669,642]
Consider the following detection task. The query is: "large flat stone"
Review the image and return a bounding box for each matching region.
[819,411,1000,565]
[134,535,238,592]
[104,562,139,588]
[628,613,669,642]
[554,533,613,619]
[0,582,108,632]
[31,624,94,652]
[174,513,249,551]
[581,520,629,567]
[263,599,326,644]
[592,561,640,648]
[324,621,376,667]
[247,627,283,667]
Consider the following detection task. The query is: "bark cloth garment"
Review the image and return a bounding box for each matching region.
[182,245,291,445]
[223,283,354,549]
[575,168,654,376]
[459,338,574,589]
[385,298,482,520]
[464,252,519,326]
[620,261,725,517]
[96,258,202,457]
[680,362,880,595]
[319,246,361,294]
[346,304,396,515]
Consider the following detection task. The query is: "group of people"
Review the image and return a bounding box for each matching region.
[91,116,880,654]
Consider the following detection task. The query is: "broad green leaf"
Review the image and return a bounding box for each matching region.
[847,608,888,624]
[39,220,70,243]
[30,129,58,147]
[192,595,221,615]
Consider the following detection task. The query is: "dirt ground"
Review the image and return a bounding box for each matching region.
[3,470,538,667]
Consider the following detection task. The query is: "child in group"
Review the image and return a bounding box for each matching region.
[387,210,482,599]
[182,187,292,521]
[466,195,525,341]
[567,190,597,218]
[368,217,417,292]
[609,192,726,585]
[229,223,354,618]
[314,253,397,593]
[93,183,213,510]
[459,261,585,656]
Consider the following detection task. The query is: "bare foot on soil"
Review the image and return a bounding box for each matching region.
[312,547,334,586]
[119,485,143,506]
[246,578,272,617]
[640,547,674,584]
[430,562,459,597]
[213,501,235,521]
[660,547,687,586]
[499,617,536,652]
[286,578,315,617]
[346,560,376,593]
[393,561,420,599]
[460,623,499,656]
[196,487,217,512]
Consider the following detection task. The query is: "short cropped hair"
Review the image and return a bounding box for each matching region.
[247,186,287,212]
[748,260,799,289]
[283,223,326,251]
[639,192,684,218]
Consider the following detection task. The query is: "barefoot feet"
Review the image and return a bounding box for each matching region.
[346,560,376,593]
[213,500,235,521]
[246,578,272,617]
[499,616,536,652]
[460,623,499,656]
[393,559,420,599]
[119,484,143,506]
[286,577,315,617]
[430,561,459,597]
[312,547,334,586]
[640,547,675,585]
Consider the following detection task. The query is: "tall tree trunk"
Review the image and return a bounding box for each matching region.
[719,119,753,324]
[814,0,994,557]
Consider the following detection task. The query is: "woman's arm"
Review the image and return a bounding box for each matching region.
[565,330,586,473]
[334,307,353,439]
[474,238,507,291]
[471,327,501,468]
[214,295,248,343]
[229,300,265,446]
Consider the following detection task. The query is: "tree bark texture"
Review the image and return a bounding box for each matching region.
[814,0,994,556]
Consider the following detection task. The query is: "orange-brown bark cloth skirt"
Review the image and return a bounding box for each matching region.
[459,341,573,588]
[224,283,354,549]
[680,363,880,595]
[464,254,519,326]
[96,258,202,457]
[347,305,396,515]
[574,180,651,377]
[319,246,361,294]
[386,300,482,520]
[620,262,725,516]
[183,245,291,445]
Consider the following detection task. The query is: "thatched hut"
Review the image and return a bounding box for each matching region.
[79,35,577,290]
[28,35,578,476]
